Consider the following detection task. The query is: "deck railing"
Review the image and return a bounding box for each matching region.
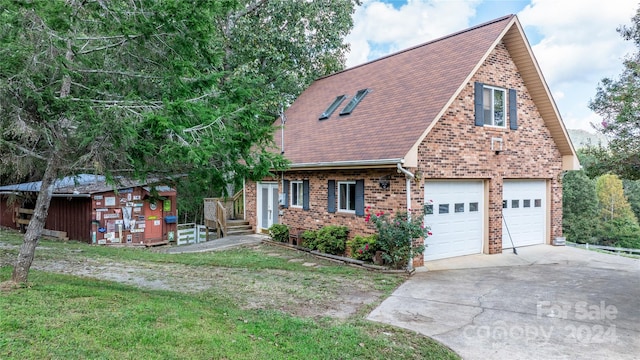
[204,190,244,238]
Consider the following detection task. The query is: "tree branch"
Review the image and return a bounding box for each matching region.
[77,35,141,55]
[73,69,163,79]
[0,139,48,161]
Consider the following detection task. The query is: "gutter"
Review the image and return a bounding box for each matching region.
[288,158,404,170]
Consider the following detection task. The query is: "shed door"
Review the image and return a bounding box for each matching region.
[502,180,546,248]
[145,202,163,242]
[424,181,484,261]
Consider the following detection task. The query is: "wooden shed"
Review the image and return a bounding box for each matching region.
[0,174,177,246]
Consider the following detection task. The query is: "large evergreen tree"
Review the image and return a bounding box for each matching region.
[0,0,358,284]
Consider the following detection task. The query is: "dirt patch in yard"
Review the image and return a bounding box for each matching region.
[0,241,402,319]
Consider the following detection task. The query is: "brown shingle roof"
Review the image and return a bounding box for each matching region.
[275,14,577,169]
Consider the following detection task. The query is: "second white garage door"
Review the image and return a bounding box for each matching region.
[423,181,484,261]
[502,180,546,249]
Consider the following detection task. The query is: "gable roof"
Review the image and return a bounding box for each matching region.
[276,15,577,170]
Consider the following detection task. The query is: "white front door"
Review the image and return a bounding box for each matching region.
[258,182,279,231]
[424,181,484,261]
[502,180,546,248]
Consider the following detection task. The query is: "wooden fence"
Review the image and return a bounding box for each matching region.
[176,223,208,246]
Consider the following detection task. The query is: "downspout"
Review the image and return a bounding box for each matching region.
[280,105,286,155]
[396,163,415,271]
[396,163,414,215]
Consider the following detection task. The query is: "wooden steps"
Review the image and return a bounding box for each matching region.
[225,219,253,236]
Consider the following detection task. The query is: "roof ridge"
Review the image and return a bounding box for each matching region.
[321,14,515,81]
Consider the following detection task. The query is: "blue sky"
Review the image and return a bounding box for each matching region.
[344,0,638,131]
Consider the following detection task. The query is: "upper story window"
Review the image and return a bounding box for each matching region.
[291,181,303,207]
[319,95,346,120]
[338,181,356,212]
[474,82,517,130]
[483,85,506,127]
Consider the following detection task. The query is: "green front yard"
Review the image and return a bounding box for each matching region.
[0,229,458,359]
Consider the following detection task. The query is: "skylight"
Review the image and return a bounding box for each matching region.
[319,95,346,120]
[339,88,369,116]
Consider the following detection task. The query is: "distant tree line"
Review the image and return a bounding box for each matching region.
[563,155,640,248]
[563,5,640,249]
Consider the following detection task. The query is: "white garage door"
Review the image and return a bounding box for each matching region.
[502,180,546,249]
[424,181,484,261]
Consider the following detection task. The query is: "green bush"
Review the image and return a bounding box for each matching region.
[596,217,640,248]
[268,224,289,243]
[314,225,349,255]
[347,234,379,261]
[301,230,317,249]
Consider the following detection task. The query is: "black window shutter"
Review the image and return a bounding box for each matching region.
[327,180,336,213]
[282,180,289,208]
[474,82,484,126]
[355,179,365,217]
[303,180,310,211]
[509,88,518,130]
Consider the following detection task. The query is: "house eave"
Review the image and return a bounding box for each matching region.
[287,158,404,171]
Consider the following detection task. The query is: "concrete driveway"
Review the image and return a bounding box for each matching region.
[368,245,640,360]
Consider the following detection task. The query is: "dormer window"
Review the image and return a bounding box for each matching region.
[339,88,369,116]
[319,95,346,120]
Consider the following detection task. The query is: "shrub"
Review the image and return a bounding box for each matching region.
[367,206,429,269]
[596,217,640,248]
[314,225,349,255]
[347,234,379,262]
[268,224,289,243]
[301,230,317,249]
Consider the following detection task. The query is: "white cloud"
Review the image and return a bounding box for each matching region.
[345,0,480,67]
[518,0,637,87]
[518,0,637,130]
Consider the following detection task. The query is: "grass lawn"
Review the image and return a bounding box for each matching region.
[0,229,459,359]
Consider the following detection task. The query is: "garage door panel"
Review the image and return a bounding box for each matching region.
[424,181,483,261]
[503,180,546,248]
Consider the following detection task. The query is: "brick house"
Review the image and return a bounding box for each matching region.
[245,15,578,266]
